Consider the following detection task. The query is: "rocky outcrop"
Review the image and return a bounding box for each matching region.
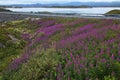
[0,42,5,48]
[8,34,19,43]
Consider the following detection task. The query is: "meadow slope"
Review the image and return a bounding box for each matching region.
[0,17,120,80]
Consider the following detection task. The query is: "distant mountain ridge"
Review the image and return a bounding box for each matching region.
[1,2,120,7]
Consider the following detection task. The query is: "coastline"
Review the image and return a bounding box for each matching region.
[0,12,120,23]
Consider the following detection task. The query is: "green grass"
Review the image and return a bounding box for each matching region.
[0,20,28,72]
[0,19,46,73]
[106,9,120,14]
[0,76,2,80]
[3,48,60,80]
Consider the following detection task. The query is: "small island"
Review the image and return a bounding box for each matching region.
[0,8,11,12]
[106,9,120,14]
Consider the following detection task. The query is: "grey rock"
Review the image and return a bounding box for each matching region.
[0,42,5,48]
[8,34,19,43]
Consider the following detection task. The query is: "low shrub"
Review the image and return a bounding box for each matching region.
[3,48,60,80]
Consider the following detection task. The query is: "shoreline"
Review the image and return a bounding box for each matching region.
[0,12,120,22]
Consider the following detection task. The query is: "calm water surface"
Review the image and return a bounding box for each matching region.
[7,7,120,14]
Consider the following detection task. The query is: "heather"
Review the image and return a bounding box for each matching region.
[0,17,120,80]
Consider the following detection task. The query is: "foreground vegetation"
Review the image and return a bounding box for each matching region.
[0,17,120,80]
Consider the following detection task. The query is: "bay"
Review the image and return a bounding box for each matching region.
[7,7,120,14]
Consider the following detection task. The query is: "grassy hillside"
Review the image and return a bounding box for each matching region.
[0,17,120,80]
[106,9,120,14]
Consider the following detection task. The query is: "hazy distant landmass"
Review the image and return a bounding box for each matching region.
[44,6,92,8]
[0,2,120,7]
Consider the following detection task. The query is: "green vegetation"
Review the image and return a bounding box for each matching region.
[0,8,11,12]
[106,9,120,14]
[3,48,60,80]
[0,17,120,80]
[0,19,39,74]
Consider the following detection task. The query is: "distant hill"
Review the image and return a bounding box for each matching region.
[1,1,120,7]
[106,9,120,14]
[64,2,120,7]
[44,6,92,8]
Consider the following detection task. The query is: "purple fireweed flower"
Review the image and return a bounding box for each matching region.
[65,19,87,27]
[61,71,64,77]
[107,63,111,66]
[80,63,84,68]
[45,27,64,36]
[116,58,120,62]
[70,52,75,62]
[57,76,60,80]
[21,54,29,60]
[66,19,81,25]
[90,63,94,67]
[9,54,29,71]
[118,52,120,55]
[14,58,21,64]
[79,24,95,31]
[107,39,115,44]
[72,24,95,35]
[65,61,73,68]
[94,54,99,59]
[100,48,104,54]
[106,48,110,54]
[36,24,64,34]
[85,77,89,80]
[57,64,62,72]
[34,36,47,43]
[10,58,21,70]
[101,58,107,63]
[109,25,118,30]
[111,54,115,60]
[58,32,90,49]
[40,20,55,27]
[28,24,64,47]
[111,71,115,76]
[67,77,71,80]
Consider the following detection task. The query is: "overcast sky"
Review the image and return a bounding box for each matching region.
[0,0,119,5]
